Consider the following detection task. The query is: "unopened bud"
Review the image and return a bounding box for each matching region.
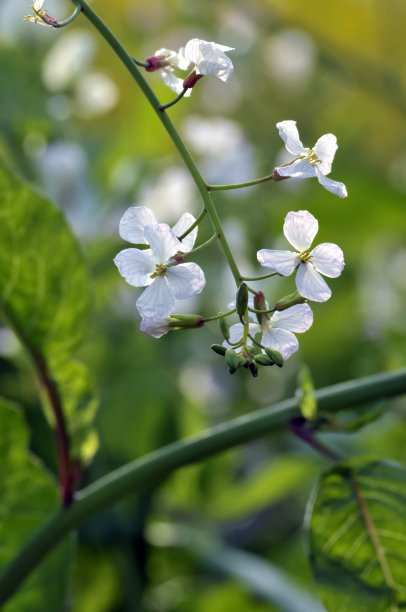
[218,314,230,341]
[254,354,274,366]
[145,55,167,72]
[183,71,204,89]
[168,314,204,329]
[272,169,289,182]
[171,253,185,264]
[264,348,284,367]
[253,290,269,324]
[225,349,240,374]
[211,344,227,356]
[274,291,306,312]
[236,283,248,321]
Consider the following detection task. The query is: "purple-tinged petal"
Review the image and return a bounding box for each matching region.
[296,262,332,302]
[114,248,154,287]
[276,120,308,156]
[257,249,299,276]
[262,327,299,360]
[283,210,318,251]
[271,303,313,333]
[144,223,183,262]
[136,277,175,320]
[167,262,206,299]
[311,243,344,278]
[119,206,157,244]
[140,317,171,338]
[315,168,347,198]
[172,212,198,252]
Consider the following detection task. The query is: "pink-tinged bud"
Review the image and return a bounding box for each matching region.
[145,55,166,72]
[272,169,289,182]
[171,253,185,265]
[254,291,269,325]
[183,71,204,89]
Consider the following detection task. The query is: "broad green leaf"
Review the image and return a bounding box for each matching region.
[307,457,406,612]
[0,400,72,611]
[0,163,90,358]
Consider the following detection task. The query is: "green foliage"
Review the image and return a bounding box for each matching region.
[307,457,406,612]
[297,365,317,421]
[0,400,72,611]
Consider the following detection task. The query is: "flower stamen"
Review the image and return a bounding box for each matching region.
[299,249,313,263]
[150,263,167,279]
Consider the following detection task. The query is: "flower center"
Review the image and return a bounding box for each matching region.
[299,249,313,263]
[150,263,167,279]
[306,149,320,166]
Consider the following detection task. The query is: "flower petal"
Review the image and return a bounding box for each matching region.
[224,322,244,346]
[184,39,234,82]
[313,134,337,175]
[167,263,205,299]
[114,248,154,287]
[257,249,298,276]
[271,303,313,333]
[311,243,345,278]
[172,212,197,252]
[283,210,318,251]
[276,120,308,156]
[119,206,157,244]
[174,47,192,70]
[136,277,175,319]
[275,158,316,178]
[144,223,182,262]
[296,262,332,302]
[262,327,299,360]
[140,317,171,338]
[315,168,347,198]
[159,67,191,96]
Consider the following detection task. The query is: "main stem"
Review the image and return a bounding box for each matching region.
[1,368,406,605]
[70,0,241,284]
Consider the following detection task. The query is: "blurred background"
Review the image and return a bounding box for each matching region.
[1,0,406,610]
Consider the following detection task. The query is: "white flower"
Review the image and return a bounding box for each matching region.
[274,120,347,198]
[146,48,192,96]
[114,207,205,320]
[140,317,171,338]
[24,0,57,26]
[224,303,313,360]
[257,210,344,303]
[183,39,234,82]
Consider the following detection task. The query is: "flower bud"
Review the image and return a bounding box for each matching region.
[218,314,230,341]
[145,55,167,72]
[168,314,204,329]
[274,291,306,312]
[272,169,289,182]
[254,353,274,366]
[211,344,227,356]
[264,348,284,367]
[225,349,240,374]
[183,71,204,89]
[236,283,248,321]
[253,290,269,325]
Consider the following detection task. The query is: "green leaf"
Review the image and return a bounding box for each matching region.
[307,457,406,612]
[0,162,89,358]
[0,399,72,611]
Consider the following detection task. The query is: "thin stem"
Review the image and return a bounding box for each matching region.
[54,4,82,27]
[70,0,242,285]
[241,272,278,282]
[248,306,275,315]
[208,174,274,191]
[180,233,217,258]
[289,417,340,463]
[177,208,207,241]
[159,89,188,110]
[1,369,406,604]
[203,308,236,323]
[131,57,150,68]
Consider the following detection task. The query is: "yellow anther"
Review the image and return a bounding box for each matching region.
[299,249,313,263]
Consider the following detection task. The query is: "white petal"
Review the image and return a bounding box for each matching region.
[172,212,197,252]
[140,317,171,338]
[34,0,45,9]
[173,48,192,70]
[283,210,318,251]
[276,121,308,156]
[184,39,234,82]
[313,134,337,174]
[257,249,298,276]
[196,58,233,81]
[114,248,154,287]
[158,68,190,95]
[275,158,315,178]
[136,277,175,319]
[315,168,347,198]
[296,262,332,302]
[119,206,157,244]
[262,327,299,361]
[167,263,205,299]
[270,304,313,333]
[311,243,344,278]
[144,223,182,262]
[225,322,244,346]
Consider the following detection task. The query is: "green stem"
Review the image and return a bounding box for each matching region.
[1,368,406,604]
[203,308,236,323]
[177,208,207,241]
[54,4,82,27]
[248,306,275,315]
[131,57,150,68]
[241,272,278,281]
[208,174,274,191]
[70,0,241,285]
[159,89,188,110]
[180,233,217,258]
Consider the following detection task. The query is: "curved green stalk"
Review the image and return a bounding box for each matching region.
[208,174,274,191]
[54,4,82,27]
[160,88,188,110]
[70,0,241,284]
[1,368,406,605]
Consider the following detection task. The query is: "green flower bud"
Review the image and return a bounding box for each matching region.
[274,291,306,312]
[248,361,259,378]
[211,344,227,356]
[236,283,248,321]
[169,314,204,328]
[254,353,274,366]
[218,314,230,341]
[264,347,284,367]
[225,349,240,374]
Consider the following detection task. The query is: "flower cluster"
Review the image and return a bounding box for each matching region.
[24,0,58,27]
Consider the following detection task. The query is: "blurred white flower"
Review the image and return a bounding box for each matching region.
[139,167,197,222]
[274,120,347,198]
[24,0,57,27]
[183,38,234,83]
[145,47,192,96]
[42,30,95,91]
[265,29,316,89]
[74,71,119,118]
[257,210,344,302]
